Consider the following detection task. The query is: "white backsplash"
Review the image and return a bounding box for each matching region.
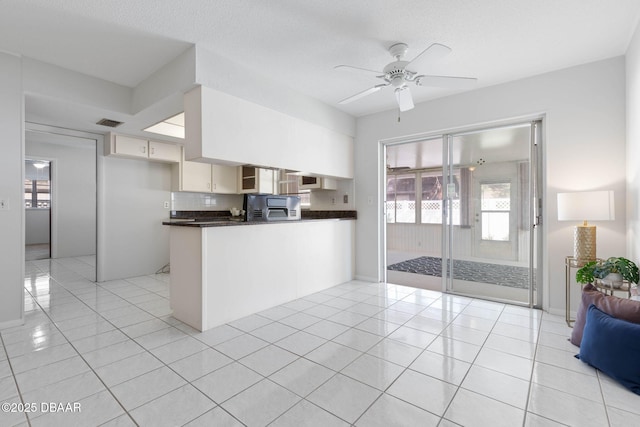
[171,192,244,211]
[309,179,355,210]
[172,178,354,212]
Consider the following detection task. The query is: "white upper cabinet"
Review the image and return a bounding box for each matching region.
[106,133,181,163]
[172,147,238,194]
[149,141,181,162]
[299,176,337,190]
[179,160,212,193]
[111,135,148,158]
[183,86,354,179]
[212,165,238,194]
[237,166,274,194]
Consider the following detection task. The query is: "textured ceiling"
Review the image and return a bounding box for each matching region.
[1,0,640,118]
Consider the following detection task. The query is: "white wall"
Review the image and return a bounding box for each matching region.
[355,57,627,315]
[25,209,49,244]
[0,52,24,328]
[627,23,640,262]
[101,156,172,281]
[26,135,96,257]
[310,179,356,210]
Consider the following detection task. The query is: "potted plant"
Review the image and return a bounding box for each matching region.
[576,257,640,288]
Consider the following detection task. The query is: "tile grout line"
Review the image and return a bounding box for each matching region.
[20,260,618,426]
[30,263,240,424]
[60,275,244,425]
[0,327,33,427]
[228,285,428,425]
[520,307,544,426]
[351,290,475,425]
[21,265,141,426]
[21,263,214,424]
[596,370,613,427]
[433,300,506,425]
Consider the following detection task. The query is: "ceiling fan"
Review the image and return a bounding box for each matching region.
[335,42,477,112]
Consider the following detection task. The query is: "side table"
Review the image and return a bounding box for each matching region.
[565,256,602,327]
[593,278,632,298]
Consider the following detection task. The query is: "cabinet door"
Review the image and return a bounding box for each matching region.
[257,168,274,194]
[212,165,237,194]
[149,141,181,162]
[238,165,257,193]
[114,135,148,158]
[181,161,212,192]
[237,166,274,194]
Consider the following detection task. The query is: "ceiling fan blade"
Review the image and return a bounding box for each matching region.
[395,87,414,112]
[339,84,388,104]
[416,75,477,89]
[406,43,452,69]
[334,64,384,78]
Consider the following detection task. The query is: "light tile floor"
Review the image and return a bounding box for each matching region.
[1,258,639,426]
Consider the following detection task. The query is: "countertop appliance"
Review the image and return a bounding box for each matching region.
[244,194,301,221]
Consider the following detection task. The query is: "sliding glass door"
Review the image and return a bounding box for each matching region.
[385,137,445,289]
[443,121,541,306]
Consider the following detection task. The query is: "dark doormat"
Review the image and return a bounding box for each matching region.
[387,256,531,289]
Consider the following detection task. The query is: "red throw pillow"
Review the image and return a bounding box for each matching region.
[570,283,640,347]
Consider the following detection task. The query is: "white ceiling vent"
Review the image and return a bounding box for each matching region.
[96,118,124,128]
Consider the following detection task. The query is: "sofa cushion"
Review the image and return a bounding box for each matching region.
[578,304,640,395]
[570,283,640,347]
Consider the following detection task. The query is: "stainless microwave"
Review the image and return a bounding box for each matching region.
[244,194,301,222]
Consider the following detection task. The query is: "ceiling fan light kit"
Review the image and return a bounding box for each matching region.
[336,42,477,112]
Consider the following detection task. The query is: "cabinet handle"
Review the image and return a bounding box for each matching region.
[151,147,155,155]
[207,183,211,189]
[142,146,147,154]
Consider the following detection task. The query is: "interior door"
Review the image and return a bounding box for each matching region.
[473,175,518,261]
[444,121,541,306]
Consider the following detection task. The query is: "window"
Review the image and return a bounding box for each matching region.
[480,182,510,241]
[421,172,461,225]
[25,160,51,209]
[386,174,416,223]
[387,170,461,224]
[25,179,50,208]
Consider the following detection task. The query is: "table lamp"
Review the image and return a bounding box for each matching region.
[557,190,614,265]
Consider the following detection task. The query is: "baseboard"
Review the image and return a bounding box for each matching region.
[0,317,24,331]
[547,307,572,318]
[355,275,378,283]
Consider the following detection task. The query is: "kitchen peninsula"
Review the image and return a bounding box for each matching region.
[164,211,356,331]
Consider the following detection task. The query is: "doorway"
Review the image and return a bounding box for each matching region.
[385,136,444,289]
[384,120,542,307]
[25,159,51,261]
[25,126,98,281]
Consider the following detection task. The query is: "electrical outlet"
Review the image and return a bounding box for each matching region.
[0,198,9,210]
[331,197,336,205]
[343,194,348,204]
[163,201,170,209]
[367,196,373,205]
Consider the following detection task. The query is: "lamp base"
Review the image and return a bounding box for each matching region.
[574,225,596,265]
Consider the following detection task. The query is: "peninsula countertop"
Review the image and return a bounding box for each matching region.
[162,210,357,227]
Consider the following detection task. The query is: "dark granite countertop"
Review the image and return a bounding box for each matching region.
[163,210,357,227]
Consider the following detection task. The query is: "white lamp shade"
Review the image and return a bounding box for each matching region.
[557,191,614,222]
